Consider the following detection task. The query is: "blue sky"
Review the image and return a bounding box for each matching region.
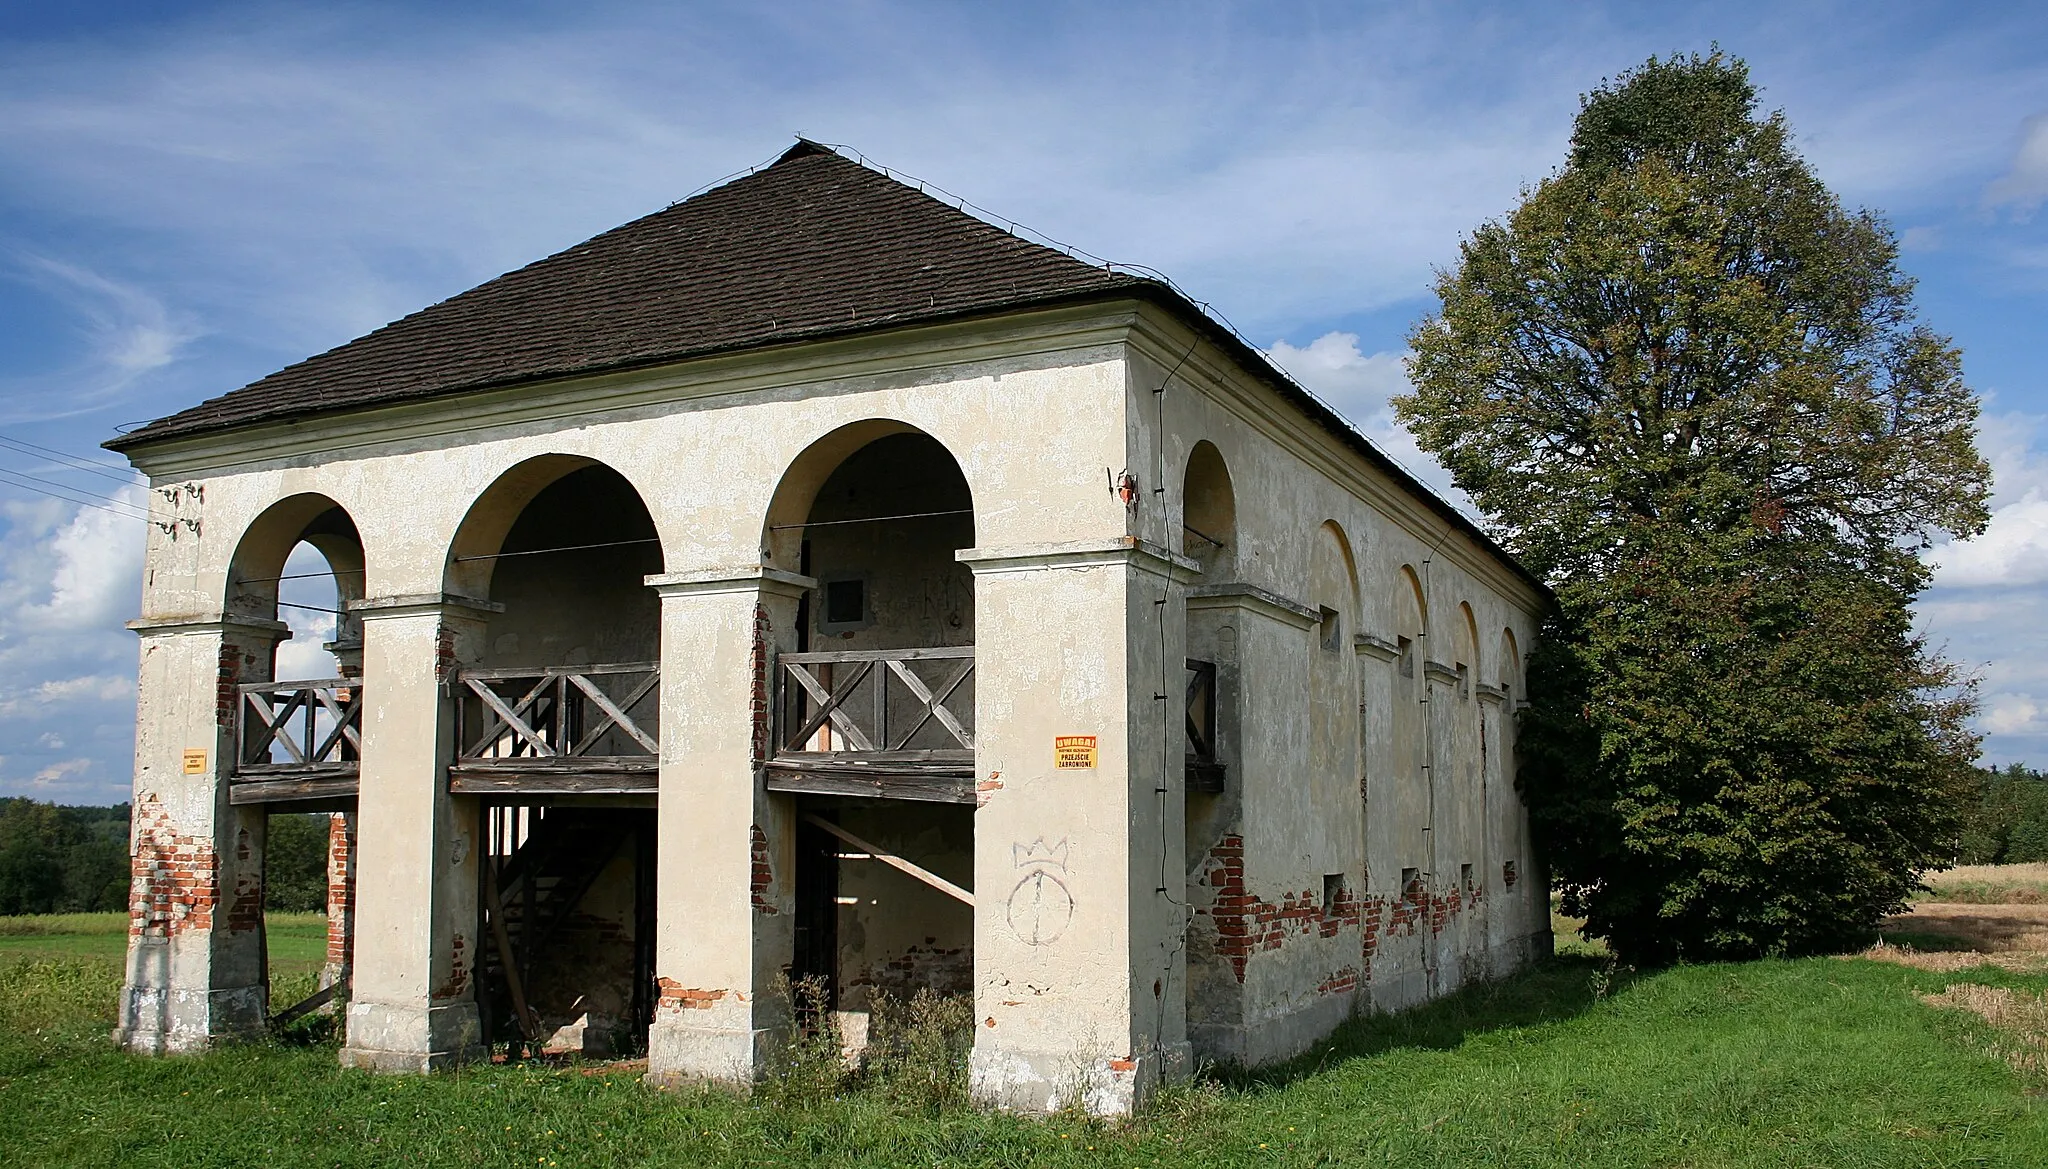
[1,1,2045,803]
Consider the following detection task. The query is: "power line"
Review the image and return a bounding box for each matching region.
[0,434,145,485]
[767,508,971,531]
[453,536,661,563]
[0,468,149,521]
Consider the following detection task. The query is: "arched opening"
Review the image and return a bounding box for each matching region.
[762,424,978,1051]
[1181,441,1236,579]
[446,457,664,1059]
[221,494,369,1026]
[1392,564,1429,925]
[1309,522,1362,914]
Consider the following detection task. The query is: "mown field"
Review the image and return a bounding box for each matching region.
[3,903,2048,1167]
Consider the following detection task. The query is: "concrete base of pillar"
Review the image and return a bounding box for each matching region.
[969,1040,1188,1116]
[114,982,267,1055]
[338,1001,483,1072]
[644,1018,774,1086]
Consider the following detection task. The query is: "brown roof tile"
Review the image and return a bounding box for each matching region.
[109,141,1145,449]
[107,141,1544,594]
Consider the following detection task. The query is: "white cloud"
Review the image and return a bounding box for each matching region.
[32,675,134,704]
[1930,410,2048,588]
[18,486,147,630]
[1985,693,2045,736]
[1263,331,1473,516]
[1987,112,2048,214]
[0,257,197,423]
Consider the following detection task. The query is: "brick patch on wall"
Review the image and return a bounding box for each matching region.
[129,797,219,939]
[1195,835,1483,989]
[326,812,357,973]
[1197,835,1363,983]
[749,603,771,763]
[656,978,728,1014]
[215,643,242,726]
[750,824,778,915]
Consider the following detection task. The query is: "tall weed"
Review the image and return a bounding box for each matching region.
[863,988,972,1112]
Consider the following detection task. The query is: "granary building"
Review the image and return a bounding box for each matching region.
[108,141,1551,1115]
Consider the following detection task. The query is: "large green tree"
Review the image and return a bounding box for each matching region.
[1396,52,1991,963]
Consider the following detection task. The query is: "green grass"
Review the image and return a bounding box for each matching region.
[0,912,327,971]
[3,920,2048,1166]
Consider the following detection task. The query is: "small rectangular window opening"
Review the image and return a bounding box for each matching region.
[1322,873,1346,915]
[1400,866,1421,901]
[1397,636,1414,678]
[1460,863,1474,896]
[1502,860,1519,889]
[819,577,867,631]
[1319,606,1342,653]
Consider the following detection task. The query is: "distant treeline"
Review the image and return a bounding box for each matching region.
[0,799,330,916]
[1961,764,2048,865]
[6,764,2046,918]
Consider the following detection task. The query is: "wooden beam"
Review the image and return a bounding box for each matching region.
[449,765,657,796]
[228,774,359,805]
[766,772,974,805]
[799,813,974,907]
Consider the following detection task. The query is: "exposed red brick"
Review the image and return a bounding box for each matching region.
[325,812,357,972]
[749,603,771,764]
[1195,835,1362,983]
[128,797,219,939]
[656,979,727,1013]
[431,933,470,1001]
[749,824,778,915]
[215,642,241,726]
[435,625,459,683]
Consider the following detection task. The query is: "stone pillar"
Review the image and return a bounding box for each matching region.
[338,594,496,1072]
[643,566,811,1086]
[958,539,1193,1116]
[117,615,289,1054]
[321,811,357,993]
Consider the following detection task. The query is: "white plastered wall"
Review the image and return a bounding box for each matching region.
[1125,305,1549,1067]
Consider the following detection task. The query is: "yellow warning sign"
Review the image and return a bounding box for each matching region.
[181,749,208,775]
[1054,735,1098,770]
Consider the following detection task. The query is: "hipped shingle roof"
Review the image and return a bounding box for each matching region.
[110,141,1144,449]
[107,142,1541,594]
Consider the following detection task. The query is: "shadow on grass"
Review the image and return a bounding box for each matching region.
[1209,954,1635,1094]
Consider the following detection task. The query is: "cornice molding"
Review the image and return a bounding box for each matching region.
[1354,632,1403,662]
[646,566,817,599]
[957,537,1196,582]
[127,614,291,638]
[349,593,503,621]
[118,302,1144,480]
[1186,582,1320,630]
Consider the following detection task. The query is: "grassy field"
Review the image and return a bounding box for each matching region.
[2,910,2047,1166]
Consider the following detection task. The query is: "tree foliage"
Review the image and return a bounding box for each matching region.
[0,800,130,915]
[1397,52,1991,963]
[1959,764,2048,866]
[0,800,331,916]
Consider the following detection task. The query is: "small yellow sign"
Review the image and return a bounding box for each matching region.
[180,749,208,775]
[1054,735,1098,770]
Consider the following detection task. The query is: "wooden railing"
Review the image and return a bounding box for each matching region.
[769,647,974,803]
[231,679,361,805]
[236,679,361,774]
[458,663,663,773]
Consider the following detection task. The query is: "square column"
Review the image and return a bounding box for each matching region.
[643,567,812,1086]
[118,616,289,1054]
[338,594,496,1072]
[958,539,1193,1116]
